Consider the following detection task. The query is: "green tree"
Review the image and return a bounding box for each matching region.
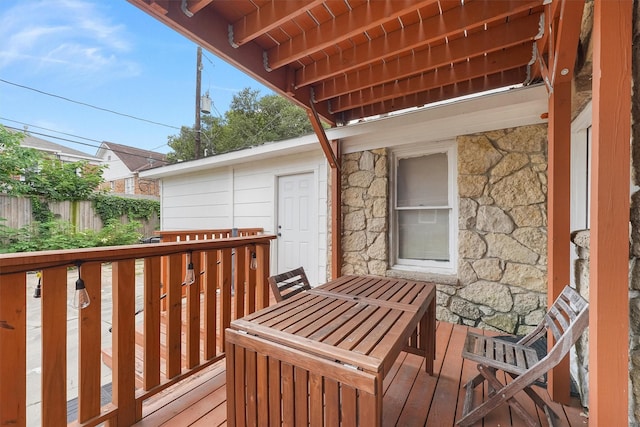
[0,125,42,195]
[166,88,314,162]
[0,125,105,200]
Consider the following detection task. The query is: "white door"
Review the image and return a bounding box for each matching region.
[277,173,316,284]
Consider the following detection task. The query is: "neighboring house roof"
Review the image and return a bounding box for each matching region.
[19,132,101,163]
[97,141,168,173]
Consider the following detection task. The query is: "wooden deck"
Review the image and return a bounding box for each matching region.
[133,322,588,427]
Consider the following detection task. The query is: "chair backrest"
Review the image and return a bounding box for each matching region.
[518,285,589,364]
[268,267,311,302]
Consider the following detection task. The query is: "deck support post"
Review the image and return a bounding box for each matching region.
[330,140,342,279]
[589,1,632,425]
[546,79,572,404]
[307,102,342,280]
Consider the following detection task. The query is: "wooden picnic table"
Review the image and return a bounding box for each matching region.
[225,275,436,426]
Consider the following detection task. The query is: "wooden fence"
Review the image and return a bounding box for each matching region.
[0,195,159,237]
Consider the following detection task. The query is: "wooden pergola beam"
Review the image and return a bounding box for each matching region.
[316,13,539,104]
[589,1,632,425]
[328,45,533,113]
[266,0,437,70]
[340,66,528,123]
[295,0,543,87]
[229,0,325,47]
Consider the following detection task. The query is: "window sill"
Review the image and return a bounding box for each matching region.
[386,267,458,286]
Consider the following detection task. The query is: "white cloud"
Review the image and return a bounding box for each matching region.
[0,0,139,80]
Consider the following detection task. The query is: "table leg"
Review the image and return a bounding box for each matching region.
[425,296,436,375]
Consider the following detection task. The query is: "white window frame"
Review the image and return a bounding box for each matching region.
[390,140,457,274]
[124,177,135,194]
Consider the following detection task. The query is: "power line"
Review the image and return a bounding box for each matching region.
[1,117,169,154]
[1,124,167,163]
[1,117,104,144]
[0,78,181,130]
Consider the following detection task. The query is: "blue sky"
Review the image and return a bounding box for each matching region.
[0,0,269,155]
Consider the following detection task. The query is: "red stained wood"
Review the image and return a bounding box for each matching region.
[112,259,137,425]
[134,323,586,427]
[546,78,573,404]
[42,267,67,426]
[0,273,26,426]
[589,0,632,425]
[78,262,103,422]
[144,257,162,391]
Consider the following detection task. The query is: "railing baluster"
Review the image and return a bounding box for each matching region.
[112,259,137,425]
[0,231,274,426]
[203,250,218,359]
[143,257,161,390]
[42,266,68,426]
[256,243,270,310]
[235,245,246,318]
[186,251,201,369]
[219,248,232,351]
[78,262,102,422]
[247,249,256,315]
[0,272,26,426]
[165,254,183,379]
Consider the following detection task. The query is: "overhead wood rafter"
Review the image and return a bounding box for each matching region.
[128,0,551,125]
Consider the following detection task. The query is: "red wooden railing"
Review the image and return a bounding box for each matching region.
[0,232,275,427]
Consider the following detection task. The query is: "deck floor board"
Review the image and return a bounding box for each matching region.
[133,322,588,427]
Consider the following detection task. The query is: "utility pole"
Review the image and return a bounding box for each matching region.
[194,46,202,159]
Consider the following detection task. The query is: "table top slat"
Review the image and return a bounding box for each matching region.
[292,299,363,339]
[230,275,436,375]
[309,304,374,345]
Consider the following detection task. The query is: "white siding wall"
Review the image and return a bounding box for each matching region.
[159,150,328,284]
[100,149,133,181]
[161,168,231,230]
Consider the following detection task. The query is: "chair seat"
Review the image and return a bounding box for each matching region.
[462,332,539,376]
[456,285,589,427]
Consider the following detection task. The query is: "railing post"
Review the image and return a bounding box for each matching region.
[0,273,26,426]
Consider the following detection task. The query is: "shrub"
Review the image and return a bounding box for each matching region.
[0,218,142,253]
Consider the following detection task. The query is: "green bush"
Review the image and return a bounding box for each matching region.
[92,194,160,223]
[0,218,142,253]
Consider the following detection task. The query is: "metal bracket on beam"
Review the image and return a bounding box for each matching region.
[228,24,239,48]
[263,52,272,72]
[180,0,194,17]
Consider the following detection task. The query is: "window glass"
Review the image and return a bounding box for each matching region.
[397,154,448,207]
[394,150,452,266]
[398,209,449,261]
[125,177,134,194]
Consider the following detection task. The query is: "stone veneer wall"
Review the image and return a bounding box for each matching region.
[449,124,549,334]
[570,230,590,409]
[341,149,389,276]
[339,125,549,335]
[342,125,547,334]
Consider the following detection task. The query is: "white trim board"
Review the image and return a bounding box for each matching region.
[141,85,548,179]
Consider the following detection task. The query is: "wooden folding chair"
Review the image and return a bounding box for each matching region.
[268,267,311,302]
[457,285,589,427]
